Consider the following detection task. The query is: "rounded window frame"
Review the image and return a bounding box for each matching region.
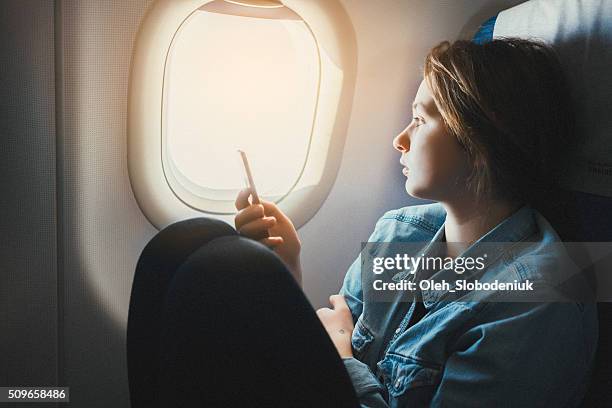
[128,0,357,229]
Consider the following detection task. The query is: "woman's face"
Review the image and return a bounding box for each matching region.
[393,79,471,202]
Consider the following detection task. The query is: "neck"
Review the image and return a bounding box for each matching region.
[440,195,523,257]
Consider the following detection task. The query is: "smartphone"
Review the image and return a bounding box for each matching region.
[237,149,260,205]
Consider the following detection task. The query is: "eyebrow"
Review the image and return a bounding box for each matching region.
[412,102,427,113]
[412,101,437,115]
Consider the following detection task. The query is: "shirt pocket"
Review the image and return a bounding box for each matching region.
[377,353,441,401]
[351,315,375,359]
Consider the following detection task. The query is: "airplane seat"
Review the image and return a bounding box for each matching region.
[473,2,612,406]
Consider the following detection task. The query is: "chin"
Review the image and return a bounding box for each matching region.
[405,180,433,200]
[404,180,420,198]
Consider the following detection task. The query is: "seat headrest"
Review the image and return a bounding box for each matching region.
[474,0,612,199]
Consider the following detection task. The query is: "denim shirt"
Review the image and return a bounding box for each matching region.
[339,202,598,407]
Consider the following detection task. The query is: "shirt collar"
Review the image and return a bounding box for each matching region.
[419,204,538,309]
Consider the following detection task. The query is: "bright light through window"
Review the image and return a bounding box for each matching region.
[163,3,320,206]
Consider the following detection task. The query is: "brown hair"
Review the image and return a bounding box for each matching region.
[423,38,574,209]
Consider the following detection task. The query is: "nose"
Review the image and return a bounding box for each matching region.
[393,126,410,153]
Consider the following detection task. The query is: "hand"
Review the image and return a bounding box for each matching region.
[234,188,302,286]
[316,295,354,358]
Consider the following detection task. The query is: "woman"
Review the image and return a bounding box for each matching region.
[128,38,597,407]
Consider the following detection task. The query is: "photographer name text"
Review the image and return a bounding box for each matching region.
[372,279,534,292]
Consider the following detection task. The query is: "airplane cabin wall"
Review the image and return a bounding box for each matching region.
[0,0,58,390]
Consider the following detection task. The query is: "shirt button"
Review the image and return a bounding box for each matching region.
[395,378,402,388]
[395,327,401,334]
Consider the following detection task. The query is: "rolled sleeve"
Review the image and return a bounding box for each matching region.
[343,357,389,408]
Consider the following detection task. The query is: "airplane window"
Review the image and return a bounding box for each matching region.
[129,0,355,228]
[162,1,321,213]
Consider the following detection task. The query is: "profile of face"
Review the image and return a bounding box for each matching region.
[393,79,471,202]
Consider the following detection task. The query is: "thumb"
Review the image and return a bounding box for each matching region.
[329,294,348,310]
[235,188,252,211]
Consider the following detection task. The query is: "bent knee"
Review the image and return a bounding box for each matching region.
[138,218,237,267]
[157,217,237,244]
[171,235,291,289]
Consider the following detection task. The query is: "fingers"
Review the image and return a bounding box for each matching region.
[259,236,283,248]
[236,189,287,222]
[261,200,296,229]
[237,216,276,240]
[316,307,332,317]
[235,203,265,230]
[260,200,283,219]
[316,295,348,317]
[316,296,348,316]
[329,294,349,310]
[235,188,252,211]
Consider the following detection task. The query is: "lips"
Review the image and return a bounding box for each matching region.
[400,158,410,176]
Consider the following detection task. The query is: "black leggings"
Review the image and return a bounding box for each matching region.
[127,217,359,408]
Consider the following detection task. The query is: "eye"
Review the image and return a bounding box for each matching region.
[412,116,424,126]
